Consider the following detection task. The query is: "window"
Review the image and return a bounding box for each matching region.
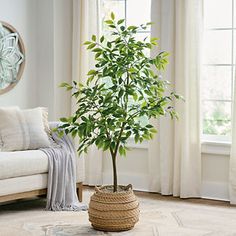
[202,0,235,142]
[99,0,151,56]
[100,0,151,35]
[99,0,151,126]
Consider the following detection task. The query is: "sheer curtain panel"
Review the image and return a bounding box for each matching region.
[72,0,103,186]
[149,0,202,198]
[230,67,236,204]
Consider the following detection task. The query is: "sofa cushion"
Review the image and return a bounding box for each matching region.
[0,107,50,151]
[0,150,48,180]
[0,174,48,196]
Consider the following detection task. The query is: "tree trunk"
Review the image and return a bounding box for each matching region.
[111,153,118,192]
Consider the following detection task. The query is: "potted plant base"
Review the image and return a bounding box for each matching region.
[88,184,140,232]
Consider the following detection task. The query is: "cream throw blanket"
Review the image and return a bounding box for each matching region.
[41,122,87,211]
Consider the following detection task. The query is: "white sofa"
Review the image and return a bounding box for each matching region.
[0,149,84,203]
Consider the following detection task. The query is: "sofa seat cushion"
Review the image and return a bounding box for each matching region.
[0,174,48,196]
[0,150,48,180]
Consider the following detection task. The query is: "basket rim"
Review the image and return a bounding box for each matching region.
[95,184,133,195]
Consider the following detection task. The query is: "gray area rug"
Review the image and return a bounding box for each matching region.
[0,189,236,235]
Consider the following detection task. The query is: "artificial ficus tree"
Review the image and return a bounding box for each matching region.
[59,13,180,192]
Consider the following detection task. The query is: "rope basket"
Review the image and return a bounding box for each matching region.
[88,184,140,232]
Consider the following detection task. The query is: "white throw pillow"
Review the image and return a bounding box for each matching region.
[40,107,51,136]
[0,107,50,151]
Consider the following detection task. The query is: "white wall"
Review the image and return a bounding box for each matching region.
[0,0,73,120]
[0,0,38,108]
[35,0,55,119]
[102,147,150,191]
[53,0,73,120]
[202,153,229,200]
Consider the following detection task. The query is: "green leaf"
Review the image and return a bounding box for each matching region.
[58,130,64,138]
[103,139,111,151]
[146,43,152,49]
[87,75,95,84]
[134,134,139,143]
[95,52,102,59]
[133,93,138,101]
[118,89,124,97]
[120,26,125,31]
[59,82,69,88]
[100,35,104,43]
[117,19,125,25]
[141,101,147,108]
[87,43,96,49]
[119,146,126,156]
[105,20,113,24]
[92,35,96,41]
[66,85,73,91]
[111,12,115,20]
[150,128,157,133]
[71,129,77,138]
[126,131,132,138]
[107,42,112,48]
[87,70,96,75]
[151,37,158,42]
[128,68,136,73]
[111,141,116,150]
[84,41,91,45]
[127,26,138,31]
[60,117,67,122]
[92,48,102,53]
[149,70,155,77]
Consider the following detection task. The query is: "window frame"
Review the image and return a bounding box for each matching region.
[100,0,151,36]
[201,0,235,144]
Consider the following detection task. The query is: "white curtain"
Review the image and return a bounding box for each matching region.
[72,0,103,186]
[230,69,236,204]
[149,0,202,198]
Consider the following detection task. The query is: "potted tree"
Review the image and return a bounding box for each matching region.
[59,13,180,232]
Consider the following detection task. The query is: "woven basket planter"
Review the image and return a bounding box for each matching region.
[88,184,140,232]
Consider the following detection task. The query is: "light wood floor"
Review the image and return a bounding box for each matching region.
[0,186,235,235]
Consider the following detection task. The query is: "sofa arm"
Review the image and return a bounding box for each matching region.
[49,122,85,183]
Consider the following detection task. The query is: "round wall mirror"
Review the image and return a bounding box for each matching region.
[0,21,25,95]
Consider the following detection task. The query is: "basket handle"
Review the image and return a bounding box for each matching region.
[125,184,133,190]
[95,186,100,193]
[95,184,132,192]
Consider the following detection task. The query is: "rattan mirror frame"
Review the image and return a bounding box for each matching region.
[0,21,25,95]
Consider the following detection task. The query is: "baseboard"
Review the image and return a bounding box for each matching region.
[103,173,230,201]
[201,181,229,201]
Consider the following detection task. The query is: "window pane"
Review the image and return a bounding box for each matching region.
[201,66,232,100]
[204,0,232,28]
[234,0,236,27]
[134,33,150,56]
[136,115,149,126]
[234,30,236,64]
[134,32,150,41]
[204,30,232,64]
[202,101,231,136]
[126,0,151,28]
[101,0,125,25]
